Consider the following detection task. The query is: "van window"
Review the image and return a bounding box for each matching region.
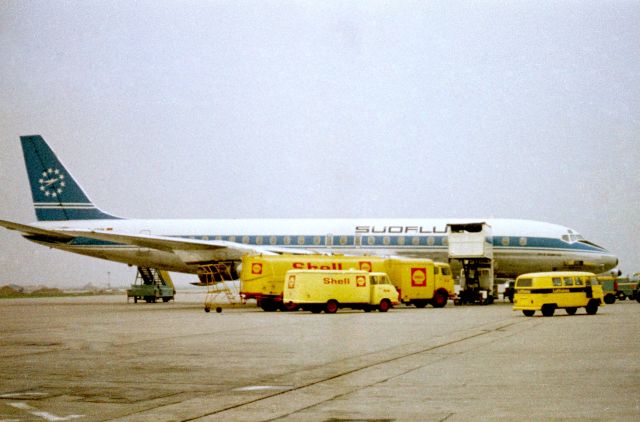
[434,267,440,275]
[517,278,532,287]
[441,266,451,276]
[371,275,390,285]
[552,278,562,286]
[575,278,584,286]
[589,277,599,285]
[564,277,574,286]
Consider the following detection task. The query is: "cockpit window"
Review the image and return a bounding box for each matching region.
[562,233,585,243]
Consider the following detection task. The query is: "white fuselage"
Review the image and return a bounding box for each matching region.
[29,218,618,278]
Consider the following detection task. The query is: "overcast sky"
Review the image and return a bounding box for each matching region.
[1,1,638,288]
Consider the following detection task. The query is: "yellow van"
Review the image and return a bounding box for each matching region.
[283,269,399,313]
[513,271,604,317]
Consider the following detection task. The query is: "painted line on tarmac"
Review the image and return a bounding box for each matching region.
[184,319,525,421]
[7,402,83,421]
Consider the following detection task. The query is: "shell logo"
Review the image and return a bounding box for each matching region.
[356,275,367,287]
[411,268,427,287]
[251,263,263,275]
[359,261,373,272]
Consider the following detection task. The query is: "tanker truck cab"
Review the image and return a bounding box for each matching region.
[513,271,604,317]
[385,259,455,308]
[283,270,399,314]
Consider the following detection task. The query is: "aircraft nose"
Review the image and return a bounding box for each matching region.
[604,254,619,272]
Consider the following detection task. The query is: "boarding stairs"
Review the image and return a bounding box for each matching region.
[138,267,167,286]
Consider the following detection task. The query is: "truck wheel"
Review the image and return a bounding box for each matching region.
[413,300,428,308]
[431,291,448,308]
[565,307,577,315]
[378,299,391,313]
[604,294,616,305]
[541,304,556,317]
[325,300,339,314]
[617,292,626,301]
[586,301,599,315]
[522,310,535,317]
[204,306,210,313]
[162,297,171,303]
[310,305,322,314]
[280,302,299,312]
[259,299,278,312]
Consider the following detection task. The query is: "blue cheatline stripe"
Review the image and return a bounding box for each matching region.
[168,234,606,253]
[40,232,607,255]
[35,208,118,221]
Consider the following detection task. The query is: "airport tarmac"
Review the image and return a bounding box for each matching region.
[1,294,638,421]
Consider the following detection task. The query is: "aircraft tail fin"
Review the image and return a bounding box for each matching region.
[20,135,120,221]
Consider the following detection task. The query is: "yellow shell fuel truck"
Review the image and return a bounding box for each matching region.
[240,254,454,311]
[283,269,399,313]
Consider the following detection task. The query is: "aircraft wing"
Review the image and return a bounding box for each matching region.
[60,229,314,264]
[0,219,74,241]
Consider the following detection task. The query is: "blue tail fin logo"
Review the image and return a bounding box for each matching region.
[20,135,120,221]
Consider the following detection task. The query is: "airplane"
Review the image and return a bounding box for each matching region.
[1,135,618,286]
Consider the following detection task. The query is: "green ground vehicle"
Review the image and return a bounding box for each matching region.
[597,275,639,303]
[616,277,638,301]
[127,267,175,303]
[597,276,618,304]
